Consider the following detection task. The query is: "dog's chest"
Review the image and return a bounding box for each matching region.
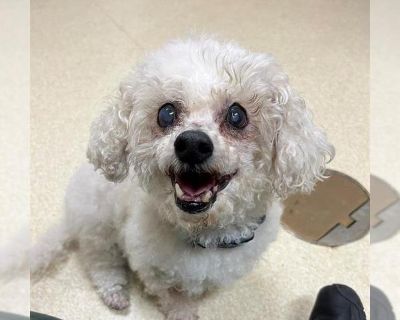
[130,237,258,294]
[118,193,280,295]
[121,214,270,295]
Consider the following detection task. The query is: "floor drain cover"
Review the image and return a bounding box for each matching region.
[371,175,400,243]
[282,169,369,247]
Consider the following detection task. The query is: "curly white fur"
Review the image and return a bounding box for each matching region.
[31,37,334,319]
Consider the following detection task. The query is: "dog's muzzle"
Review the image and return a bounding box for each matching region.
[170,130,237,214]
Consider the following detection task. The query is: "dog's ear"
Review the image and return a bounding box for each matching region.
[87,86,132,182]
[268,79,334,198]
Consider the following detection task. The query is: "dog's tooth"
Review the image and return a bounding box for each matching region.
[202,191,213,203]
[175,183,183,198]
[213,186,218,193]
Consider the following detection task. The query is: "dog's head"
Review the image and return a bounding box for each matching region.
[87,38,334,227]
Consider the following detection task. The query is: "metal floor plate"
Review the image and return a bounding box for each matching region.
[371,175,400,243]
[282,169,370,247]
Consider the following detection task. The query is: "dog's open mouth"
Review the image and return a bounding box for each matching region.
[170,169,237,214]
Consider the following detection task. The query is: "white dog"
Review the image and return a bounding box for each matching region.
[32,37,334,320]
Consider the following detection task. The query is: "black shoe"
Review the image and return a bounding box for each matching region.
[371,285,396,320]
[30,312,61,320]
[309,284,366,320]
[0,312,28,320]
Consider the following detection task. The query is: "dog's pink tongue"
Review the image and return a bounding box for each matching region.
[177,176,215,197]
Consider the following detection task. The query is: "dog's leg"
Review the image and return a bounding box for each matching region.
[158,288,200,320]
[139,270,200,320]
[79,237,130,311]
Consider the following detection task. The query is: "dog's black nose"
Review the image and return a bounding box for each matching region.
[174,130,213,165]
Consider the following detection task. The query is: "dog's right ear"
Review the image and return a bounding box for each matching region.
[87,87,132,182]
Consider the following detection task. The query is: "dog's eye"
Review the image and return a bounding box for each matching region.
[158,103,177,128]
[226,103,247,129]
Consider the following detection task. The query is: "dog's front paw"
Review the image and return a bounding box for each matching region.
[166,309,199,320]
[101,285,130,310]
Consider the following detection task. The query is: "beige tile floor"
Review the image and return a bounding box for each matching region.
[370,0,400,317]
[30,0,370,319]
[0,0,30,316]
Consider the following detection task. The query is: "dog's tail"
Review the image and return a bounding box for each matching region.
[0,222,75,284]
[0,226,30,283]
[30,221,75,283]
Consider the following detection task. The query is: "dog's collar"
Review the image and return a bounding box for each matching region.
[191,215,266,249]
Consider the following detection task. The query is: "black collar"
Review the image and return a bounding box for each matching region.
[192,215,266,249]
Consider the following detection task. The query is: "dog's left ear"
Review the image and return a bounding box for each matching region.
[269,79,335,198]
